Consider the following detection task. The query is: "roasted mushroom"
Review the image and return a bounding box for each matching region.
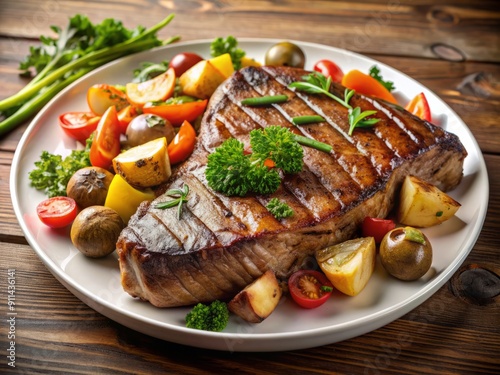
[70,206,125,258]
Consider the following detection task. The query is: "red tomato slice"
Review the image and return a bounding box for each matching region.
[288,270,333,309]
[405,92,432,122]
[87,84,129,116]
[126,68,176,108]
[117,105,139,134]
[168,52,204,76]
[36,196,78,228]
[143,99,208,126]
[89,106,121,170]
[313,59,344,83]
[167,120,197,165]
[59,112,100,143]
[362,217,396,243]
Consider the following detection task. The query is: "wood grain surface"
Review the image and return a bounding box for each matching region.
[0,1,499,374]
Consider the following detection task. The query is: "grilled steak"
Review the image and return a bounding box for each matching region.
[117,66,467,307]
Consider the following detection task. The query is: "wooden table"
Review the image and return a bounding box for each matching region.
[1,1,499,373]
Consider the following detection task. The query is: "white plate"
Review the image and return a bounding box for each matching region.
[10,39,488,352]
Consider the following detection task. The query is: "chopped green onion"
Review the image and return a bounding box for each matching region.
[292,115,325,126]
[294,135,332,153]
[240,95,288,106]
[321,285,333,292]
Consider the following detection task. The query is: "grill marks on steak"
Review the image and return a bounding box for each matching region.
[117,66,467,307]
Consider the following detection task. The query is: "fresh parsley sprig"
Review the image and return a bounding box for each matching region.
[266,198,294,219]
[155,184,190,220]
[206,126,331,197]
[369,65,395,92]
[289,72,380,136]
[210,36,245,70]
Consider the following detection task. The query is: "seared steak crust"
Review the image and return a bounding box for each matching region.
[117,66,467,307]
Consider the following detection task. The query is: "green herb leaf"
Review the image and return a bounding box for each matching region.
[206,126,332,197]
[155,184,190,220]
[210,36,245,70]
[369,65,395,92]
[266,198,294,219]
[290,72,381,136]
[145,114,166,128]
[29,137,92,197]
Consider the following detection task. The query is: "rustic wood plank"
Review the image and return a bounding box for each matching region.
[0,0,498,62]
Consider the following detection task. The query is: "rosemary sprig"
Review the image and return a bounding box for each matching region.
[289,72,380,136]
[155,184,190,220]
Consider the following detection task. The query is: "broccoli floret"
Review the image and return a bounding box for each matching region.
[185,300,229,332]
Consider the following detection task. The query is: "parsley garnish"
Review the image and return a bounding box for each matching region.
[266,198,294,219]
[369,65,395,92]
[210,36,245,70]
[206,126,331,197]
[289,72,380,136]
[29,137,92,197]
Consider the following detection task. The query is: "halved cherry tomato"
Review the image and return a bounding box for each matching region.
[117,105,139,134]
[125,68,176,107]
[143,98,208,126]
[167,120,197,164]
[87,84,129,116]
[362,217,396,244]
[168,52,204,76]
[405,92,432,122]
[36,196,78,228]
[89,106,121,170]
[341,69,398,104]
[59,112,100,143]
[288,270,333,309]
[314,59,344,83]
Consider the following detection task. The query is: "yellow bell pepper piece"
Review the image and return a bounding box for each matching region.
[104,174,155,224]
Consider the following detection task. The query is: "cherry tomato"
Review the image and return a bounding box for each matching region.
[117,105,139,134]
[87,84,129,116]
[89,105,121,170]
[167,120,197,164]
[313,59,344,83]
[405,92,432,122]
[59,112,100,143]
[168,52,204,76]
[288,270,333,309]
[362,217,396,243]
[36,196,78,228]
[143,98,208,126]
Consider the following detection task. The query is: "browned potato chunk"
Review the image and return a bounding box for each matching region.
[228,269,282,323]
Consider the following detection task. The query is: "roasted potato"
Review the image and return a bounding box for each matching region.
[112,137,171,188]
[398,175,461,227]
[316,237,376,296]
[208,53,234,79]
[179,60,227,99]
[228,269,282,323]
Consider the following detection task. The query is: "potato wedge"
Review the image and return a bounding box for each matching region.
[113,137,171,188]
[316,237,376,296]
[208,53,234,78]
[228,269,282,323]
[398,175,461,227]
[179,60,227,99]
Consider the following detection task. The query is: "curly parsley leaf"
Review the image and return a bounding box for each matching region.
[369,65,395,92]
[210,36,245,70]
[29,138,92,198]
[266,198,294,219]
